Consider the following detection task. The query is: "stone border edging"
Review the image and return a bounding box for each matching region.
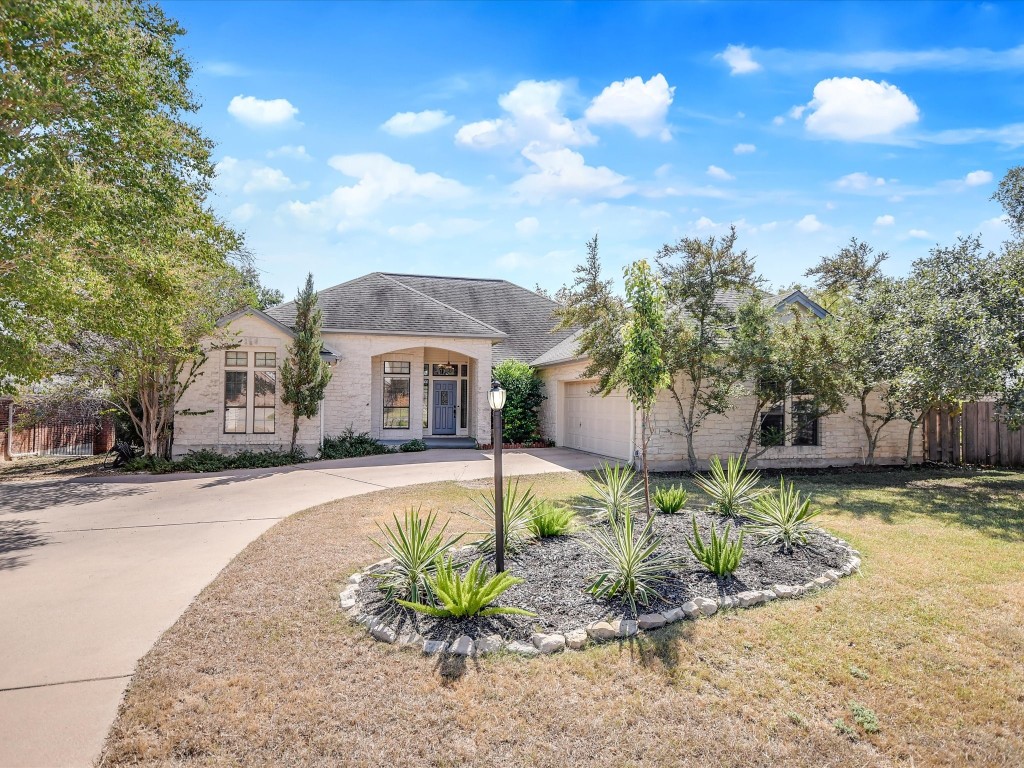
[338,534,861,658]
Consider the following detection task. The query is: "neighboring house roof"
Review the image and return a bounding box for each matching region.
[264,272,575,362]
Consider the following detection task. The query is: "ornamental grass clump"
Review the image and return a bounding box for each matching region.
[652,484,688,514]
[527,501,579,538]
[398,557,535,618]
[586,508,678,612]
[686,514,744,580]
[746,477,822,554]
[467,478,537,554]
[694,455,763,518]
[579,462,644,523]
[371,507,463,604]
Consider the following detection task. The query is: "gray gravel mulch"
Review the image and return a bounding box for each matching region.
[353,508,849,643]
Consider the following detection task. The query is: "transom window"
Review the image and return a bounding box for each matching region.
[255,352,276,368]
[225,351,247,367]
[384,361,410,374]
[432,363,458,377]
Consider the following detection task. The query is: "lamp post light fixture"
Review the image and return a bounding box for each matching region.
[488,381,507,573]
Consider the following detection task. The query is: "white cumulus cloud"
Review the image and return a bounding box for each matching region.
[733,143,756,154]
[796,214,825,232]
[716,44,762,75]
[706,165,735,181]
[584,74,674,140]
[835,172,887,191]
[455,80,594,150]
[227,95,299,127]
[512,143,631,202]
[800,77,919,141]
[215,156,296,193]
[908,228,930,239]
[964,169,993,186]
[381,109,454,137]
[875,214,895,226]
[267,145,311,161]
[515,216,540,236]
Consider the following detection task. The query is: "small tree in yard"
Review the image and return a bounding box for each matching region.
[492,359,546,444]
[281,274,332,454]
[609,259,670,518]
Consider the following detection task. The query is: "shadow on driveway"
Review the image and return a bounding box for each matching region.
[0,520,49,571]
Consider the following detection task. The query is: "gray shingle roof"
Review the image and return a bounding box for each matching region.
[264,272,575,362]
[530,330,584,367]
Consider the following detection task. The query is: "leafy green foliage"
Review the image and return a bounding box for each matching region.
[492,359,546,443]
[694,455,763,517]
[849,702,880,734]
[586,509,678,612]
[527,501,579,538]
[833,719,858,739]
[399,439,428,452]
[579,462,643,523]
[372,508,463,604]
[686,514,744,579]
[125,448,303,474]
[320,428,393,459]
[746,478,822,554]
[398,557,535,618]
[652,485,689,514]
[281,273,333,452]
[468,479,538,553]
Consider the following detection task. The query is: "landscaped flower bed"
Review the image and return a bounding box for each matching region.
[339,458,861,657]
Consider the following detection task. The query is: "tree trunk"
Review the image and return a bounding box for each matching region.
[640,409,652,520]
[859,390,876,465]
[290,407,300,454]
[904,417,920,467]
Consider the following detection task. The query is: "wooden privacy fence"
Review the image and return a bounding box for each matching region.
[924,402,1024,467]
[1,399,116,461]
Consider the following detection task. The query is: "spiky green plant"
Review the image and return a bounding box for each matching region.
[694,455,763,518]
[586,508,679,612]
[527,501,579,538]
[467,478,537,553]
[579,462,643,523]
[745,477,822,553]
[398,556,536,618]
[371,507,464,604]
[652,484,689,514]
[686,514,744,579]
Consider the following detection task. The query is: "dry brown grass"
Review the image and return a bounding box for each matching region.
[0,453,106,482]
[99,468,1024,767]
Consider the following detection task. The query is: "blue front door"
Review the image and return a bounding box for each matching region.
[432,381,457,435]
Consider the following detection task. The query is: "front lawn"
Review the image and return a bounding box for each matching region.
[100,468,1024,767]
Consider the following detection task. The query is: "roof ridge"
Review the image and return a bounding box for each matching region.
[380,273,507,338]
[380,272,506,283]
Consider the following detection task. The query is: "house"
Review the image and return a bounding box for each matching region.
[173,272,920,467]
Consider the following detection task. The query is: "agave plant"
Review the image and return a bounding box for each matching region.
[686,513,744,580]
[579,462,644,523]
[466,478,538,553]
[527,500,579,538]
[398,556,536,618]
[746,477,822,554]
[694,455,763,518]
[371,507,464,603]
[586,508,679,613]
[652,484,689,514]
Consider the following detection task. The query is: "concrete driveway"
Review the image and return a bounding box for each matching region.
[0,448,605,767]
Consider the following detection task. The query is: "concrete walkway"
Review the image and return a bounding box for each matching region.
[0,448,604,767]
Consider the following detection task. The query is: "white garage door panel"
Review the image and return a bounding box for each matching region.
[563,381,633,461]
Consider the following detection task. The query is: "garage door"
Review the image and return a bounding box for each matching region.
[562,381,633,460]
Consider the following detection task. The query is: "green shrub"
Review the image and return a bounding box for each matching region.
[320,428,393,459]
[580,462,643,523]
[652,484,688,514]
[371,507,464,604]
[586,508,678,612]
[127,448,303,474]
[849,702,880,733]
[686,514,744,579]
[399,439,427,452]
[467,478,538,553]
[398,556,535,618]
[745,477,822,554]
[694,455,763,518]
[833,719,857,739]
[527,501,579,538]
[492,359,546,443]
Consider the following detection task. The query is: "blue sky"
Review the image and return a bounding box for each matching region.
[165,0,1024,297]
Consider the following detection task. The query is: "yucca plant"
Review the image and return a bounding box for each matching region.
[745,477,822,554]
[371,507,464,603]
[466,478,537,553]
[694,455,763,518]
[527,501,579,538]
[652,484,689,514]
[398,556,536,618]
[586,508,679,612]
[686,513,744,580]
[579,462,644,523]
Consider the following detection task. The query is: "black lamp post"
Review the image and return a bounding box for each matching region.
[488,380,507,573]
